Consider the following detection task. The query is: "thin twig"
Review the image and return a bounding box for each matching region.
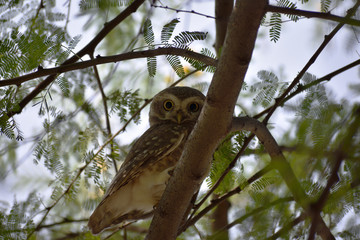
[36,218,88,230]
[151,4,215,19]
[1,48,217,88]
[103,221,135,240]
[254,58,360,119]
[27,0,44,37]
[266,5,360,27]
[308,106,360,240]
[26,70,197,238]
[210,197,294,238]
[188,134,255,220]
[180,164,272,233]
[266,213,307,240]
[183,2,360,232]
[262,0,360,125]
[90,54,117,173]
[169,69,201,87]
[5,0,146,118]
[26,99,151,239]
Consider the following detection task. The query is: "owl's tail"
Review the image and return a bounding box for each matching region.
[88,182,155,234]
[88,200,152,234]
[88,202,114,234]
[88,188,131,234]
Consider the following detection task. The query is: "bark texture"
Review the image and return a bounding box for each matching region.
[146,1,268,239]
[215,0,233,53]
[212,1,234,236]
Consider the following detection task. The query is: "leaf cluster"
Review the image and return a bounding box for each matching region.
[0,1,359,239]
[207,136,239,195]
[250,70,288,108]
[143,18,215,79]
[0,192,40,240]
[204,68,360,239]
[108,89,142,123]
[265,0,335,42]
[0,1,82,139]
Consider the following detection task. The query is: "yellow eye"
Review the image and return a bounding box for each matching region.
[163,100,174,111]
[188,102,199,112]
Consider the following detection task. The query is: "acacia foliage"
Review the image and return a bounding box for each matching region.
[0,0,360,240]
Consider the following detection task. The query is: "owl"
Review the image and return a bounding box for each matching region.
[88,86,205,234]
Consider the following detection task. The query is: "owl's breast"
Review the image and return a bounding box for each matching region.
[132,124,191,206]
[146,124,190,172]
[133,162,175,205]
[105,123,193,218]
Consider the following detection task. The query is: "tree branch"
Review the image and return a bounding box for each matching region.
[25,68,195,238]
[35,218,88,230]
[261,0,360,125]
[5,0,146,118]
[0,47,217,88]
[180,164,272,233]
[149,2,233,231]
[214,0,233,53]
[254,57,360,119]
[266,5,360,27]
[212,0,235,233]
[188,134,255,220]
[308,106,360,240]
[232,117,307,203]
[90,54,117,173]
[266,213,307,240]
[27,98,152,239]
[150,4,215,19]
[211,197,294,238]
[146,1,268,239]
[232,117,335,240]
[213,0,235,227]
[211,194,230,239]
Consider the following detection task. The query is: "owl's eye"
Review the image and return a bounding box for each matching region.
[188,102,199,112]
[163,100,174,111]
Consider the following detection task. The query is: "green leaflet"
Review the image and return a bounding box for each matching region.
[161,18,180,44]
[108,89,142,123]
[0,192,40,240]
[143,18,211,78]
[267,0,301,42]
[250,70,288,108]
[269,12,282,43]
[321,0,332,12]
[143,19,157,78]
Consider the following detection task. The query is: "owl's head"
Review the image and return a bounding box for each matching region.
[149,87,206,126]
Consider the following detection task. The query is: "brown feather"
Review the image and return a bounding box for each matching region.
[88,87,205,234]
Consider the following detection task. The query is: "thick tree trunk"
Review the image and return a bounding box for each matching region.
[212,1,234,237]
[146,1,268,239]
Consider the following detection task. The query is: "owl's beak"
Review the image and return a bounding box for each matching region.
[176,113,183,124]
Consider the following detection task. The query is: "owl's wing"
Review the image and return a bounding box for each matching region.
[102,123,187,200]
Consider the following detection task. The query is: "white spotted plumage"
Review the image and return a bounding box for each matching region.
[88,87,205,234]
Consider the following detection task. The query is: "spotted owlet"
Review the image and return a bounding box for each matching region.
[88,86,205,234]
